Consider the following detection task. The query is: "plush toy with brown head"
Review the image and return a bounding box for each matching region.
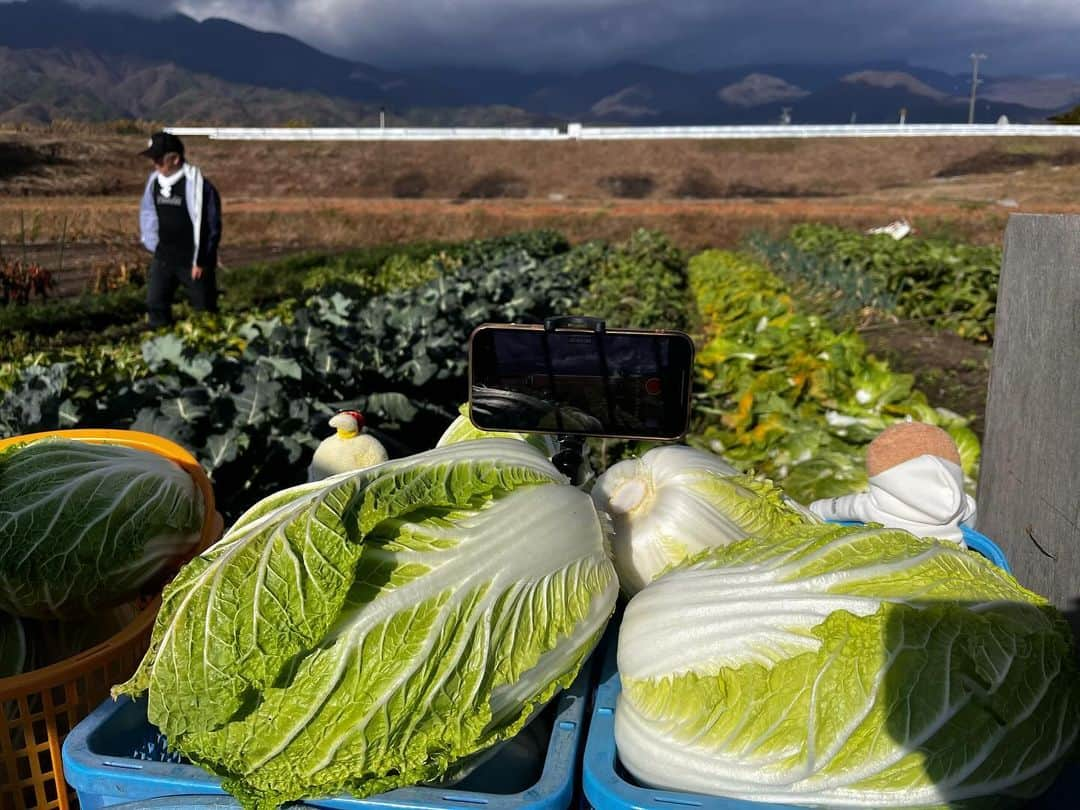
[866,421,961,478]
[809,420,976,543]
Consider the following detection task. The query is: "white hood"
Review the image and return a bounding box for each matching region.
[808,454,977,544]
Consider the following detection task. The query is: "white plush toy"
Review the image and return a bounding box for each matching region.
[809,421,976,544]
[307,411,389,482]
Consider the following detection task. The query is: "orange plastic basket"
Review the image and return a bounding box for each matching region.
[0,430,224,810]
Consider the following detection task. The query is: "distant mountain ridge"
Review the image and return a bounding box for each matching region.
[0,48,554,127]
[0,0,1076,126]
[719,74,810,108]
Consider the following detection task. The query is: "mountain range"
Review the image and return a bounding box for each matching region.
[2,0,1079,127]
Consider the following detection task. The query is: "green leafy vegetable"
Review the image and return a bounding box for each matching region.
[573,229,691,331]
[0,438,204,619]
[116,439,617,809]
[617,523,1080,808]
[686,250,981,503]
[0,234,607,522]
[776,224,1001,340]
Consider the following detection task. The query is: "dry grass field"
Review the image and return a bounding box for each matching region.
[5,131,1080,252]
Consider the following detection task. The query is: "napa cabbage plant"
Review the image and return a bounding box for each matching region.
[591,445,815,594]
[0,438,205,619]
[116,439,618,810]
[616,523,1080,808]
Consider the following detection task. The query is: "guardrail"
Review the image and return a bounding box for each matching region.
[166,123,1080,141]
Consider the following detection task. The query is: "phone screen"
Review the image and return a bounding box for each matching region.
[469,325,694,439]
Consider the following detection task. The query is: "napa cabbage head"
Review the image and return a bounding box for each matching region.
[616,523,1080,808]
[591,445,815,594]
[0,438,205,619]
[116,439,617,810]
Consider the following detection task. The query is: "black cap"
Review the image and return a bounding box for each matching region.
[140,131,185,160]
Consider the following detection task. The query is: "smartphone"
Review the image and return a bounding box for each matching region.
[468,322,695,440]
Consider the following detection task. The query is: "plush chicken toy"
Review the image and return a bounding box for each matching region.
[809,421,976,544]
[307,411,389,482]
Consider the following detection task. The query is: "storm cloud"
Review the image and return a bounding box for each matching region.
[15,0,1080,74]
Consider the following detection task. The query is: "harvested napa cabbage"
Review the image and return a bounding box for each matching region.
[115,439,617,810]
[591,445,815,595]
[616,522,1080,808]
[0,438,205,619]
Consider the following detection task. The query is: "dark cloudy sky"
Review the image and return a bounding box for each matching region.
[15,0,1080,75]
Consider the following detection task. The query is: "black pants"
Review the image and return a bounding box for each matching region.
[147,256,218,327]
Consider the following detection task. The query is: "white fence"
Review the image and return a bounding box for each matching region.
[166,123,1080,142]
[167,126,564,141]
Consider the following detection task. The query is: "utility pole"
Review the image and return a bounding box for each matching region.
[968,52,987,124]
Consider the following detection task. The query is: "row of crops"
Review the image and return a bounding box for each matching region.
[750,223,1001,339]
[0,224,1000,521]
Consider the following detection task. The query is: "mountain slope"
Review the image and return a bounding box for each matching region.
[772,73,1048,124]
[982,77,1080,109]
[0,48,548,127]
[0,0,453,107]
[719,74,811,108]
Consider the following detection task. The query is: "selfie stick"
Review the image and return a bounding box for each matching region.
[544,315,607,485]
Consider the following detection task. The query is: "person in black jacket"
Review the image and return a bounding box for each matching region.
[138,132,222,327]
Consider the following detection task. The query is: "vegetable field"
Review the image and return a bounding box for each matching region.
[7,221,1079,810]
[0,224,996,522]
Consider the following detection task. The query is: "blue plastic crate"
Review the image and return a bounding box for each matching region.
[958,523,1011,572]
[63,658,593,810]
[582,533,1080,810]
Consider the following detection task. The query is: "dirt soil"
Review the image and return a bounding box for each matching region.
[7,240,313,297]
[3,127,1074,429]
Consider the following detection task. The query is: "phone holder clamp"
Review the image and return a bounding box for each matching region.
[543,316,605,485]
[552,434,587,485]
[544,316,606,334]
